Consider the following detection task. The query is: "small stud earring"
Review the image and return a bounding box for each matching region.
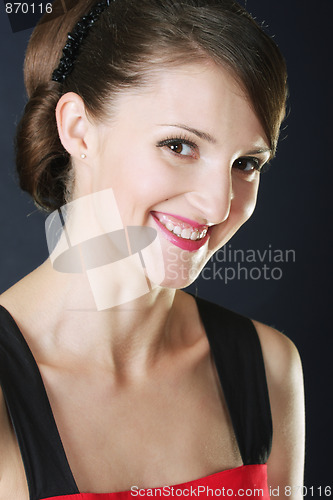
[80,153,86,159]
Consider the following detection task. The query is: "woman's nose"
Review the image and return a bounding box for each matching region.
[186,165,233,225]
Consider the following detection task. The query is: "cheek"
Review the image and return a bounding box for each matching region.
[94,147,177,217]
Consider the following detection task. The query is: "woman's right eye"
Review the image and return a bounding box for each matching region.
[167,142,193,155]
[156,137,199,159]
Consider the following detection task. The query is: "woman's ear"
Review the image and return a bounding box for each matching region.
[55,92,89,159]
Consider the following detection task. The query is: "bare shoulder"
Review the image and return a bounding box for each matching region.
[252,320,305,495]
[252,320,303,388]
[0,280,27,316]
[0,271,44,340]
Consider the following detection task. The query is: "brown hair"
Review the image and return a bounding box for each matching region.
[16,0,288,212]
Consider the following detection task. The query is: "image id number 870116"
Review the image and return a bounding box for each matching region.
[5,3,52,14]
[279,486,331,497]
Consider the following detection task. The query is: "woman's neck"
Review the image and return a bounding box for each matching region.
[0,259,198,379]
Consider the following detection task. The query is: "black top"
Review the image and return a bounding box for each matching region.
[0,295,272,500]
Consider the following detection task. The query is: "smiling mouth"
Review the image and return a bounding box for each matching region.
[151,212,209,240]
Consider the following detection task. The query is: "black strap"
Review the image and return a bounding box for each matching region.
[0,306,79,500]
[194,295,272,465]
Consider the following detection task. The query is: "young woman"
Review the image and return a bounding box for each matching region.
[0,0,305,499]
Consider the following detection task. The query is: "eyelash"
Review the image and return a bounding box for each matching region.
[156,135,199,159]
[233,157,268,174]
[156,136,269,174]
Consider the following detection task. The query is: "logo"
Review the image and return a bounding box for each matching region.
[45,189,165,310]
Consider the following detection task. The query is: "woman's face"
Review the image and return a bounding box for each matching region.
[82,62,271,288]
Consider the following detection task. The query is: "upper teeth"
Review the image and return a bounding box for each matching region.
[163,220,208,240]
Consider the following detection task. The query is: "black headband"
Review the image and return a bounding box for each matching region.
[52,0,112,83]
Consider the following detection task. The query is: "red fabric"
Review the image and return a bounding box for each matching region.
[42,464,269,499]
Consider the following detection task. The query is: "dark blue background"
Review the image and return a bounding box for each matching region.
[1,0,332,491]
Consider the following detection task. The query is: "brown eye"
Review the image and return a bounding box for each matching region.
[169,142,185,154]
[156,138,199,159]
[233,157,260,172]
[166,141,195,156]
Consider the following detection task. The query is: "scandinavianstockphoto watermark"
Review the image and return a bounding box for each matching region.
[167,244,296,284]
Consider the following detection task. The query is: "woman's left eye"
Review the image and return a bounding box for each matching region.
[233,157,262,173]
[156,138,198,159]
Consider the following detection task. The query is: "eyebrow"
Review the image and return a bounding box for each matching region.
[245,147,272,156]
[159,124,272,155]
[158,124,217,144]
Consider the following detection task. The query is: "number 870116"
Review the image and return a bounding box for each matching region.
[5,3,52,14]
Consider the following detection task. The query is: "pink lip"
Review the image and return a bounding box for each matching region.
[151,212,211,252]
[152,211,208,230]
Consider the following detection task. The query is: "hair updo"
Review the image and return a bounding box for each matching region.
[16,0,288,212]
